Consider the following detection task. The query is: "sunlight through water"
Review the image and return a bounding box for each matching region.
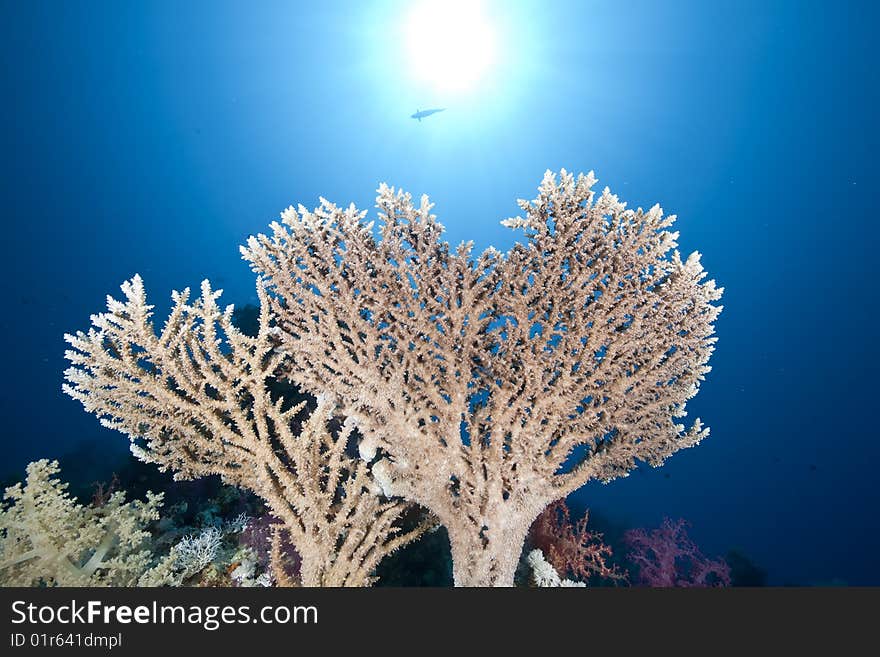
[403,0,498,95]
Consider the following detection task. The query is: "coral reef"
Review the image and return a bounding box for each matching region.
[63,277,430,586]
[624,518,731,587]
[528,500,625,584]
[242,169,722,585]
[140,513,267,587]
[238,512,300,580]
[0,460,266,588]
[0,460,162,586]
[61,169,721,586]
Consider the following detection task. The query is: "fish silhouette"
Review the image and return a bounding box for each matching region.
[411,108,445,122]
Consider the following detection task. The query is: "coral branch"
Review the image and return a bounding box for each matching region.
[242,169,722,585]
[63,277,428,586]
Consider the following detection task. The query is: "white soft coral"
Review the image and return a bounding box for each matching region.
[0,460,162,586]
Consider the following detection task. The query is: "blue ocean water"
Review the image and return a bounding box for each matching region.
[1,1,876,585]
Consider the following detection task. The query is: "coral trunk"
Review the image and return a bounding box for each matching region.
[298,557,367,588]
[447,518,531,587]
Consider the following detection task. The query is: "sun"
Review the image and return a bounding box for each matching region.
[403,0,498,95]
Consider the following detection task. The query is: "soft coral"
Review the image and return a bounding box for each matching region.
[528,500,625,584]
[624,518,730,587]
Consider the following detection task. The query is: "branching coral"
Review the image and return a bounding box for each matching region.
[63,277,430,586]
[242,169,722,585]
[0,460,162,586]
[624,518,731,587]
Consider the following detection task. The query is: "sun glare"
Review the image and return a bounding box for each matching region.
[403,0,498,95]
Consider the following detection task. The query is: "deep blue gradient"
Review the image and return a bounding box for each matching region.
[1,1,876,584]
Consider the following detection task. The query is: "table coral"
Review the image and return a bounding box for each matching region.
[243,169,722,585]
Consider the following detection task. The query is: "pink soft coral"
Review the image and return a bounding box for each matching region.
[624,518,731,587]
